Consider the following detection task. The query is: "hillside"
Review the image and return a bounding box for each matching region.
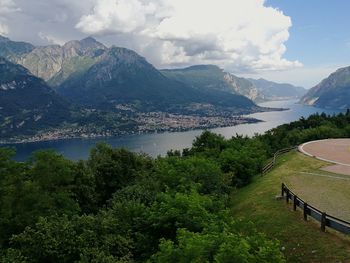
[58,50,256,112]
[0,36,106,86]
[230,151,350,262]
[0,57,71,137]
[0,36,259,114]
[0,46,261,141]
[2,112,350,261]
[161,65,260,101]
[14,37,107,86]
[249,78,306,101]
[0,35,34,61]
[161,66,305,103]
[0,35,107,86]
[300,66,350,109]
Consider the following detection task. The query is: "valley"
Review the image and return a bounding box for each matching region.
[1,109,262,144]
[6,100,341,161]
[0,35,302,143]
[2,2,350,262]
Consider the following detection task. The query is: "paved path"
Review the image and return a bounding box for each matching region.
[299,139,350,175]
[300,171,350,181]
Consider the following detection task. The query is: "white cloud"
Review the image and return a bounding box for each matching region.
[0,22,8,35]
[76,0,158,34]
[240,64,345,88]
[76,0,302,72]
[38,32,66,45]
[0,0,20,36]
[0,0,20,14]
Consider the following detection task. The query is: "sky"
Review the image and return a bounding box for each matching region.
[0,0,349,88]
[244,0,350,88]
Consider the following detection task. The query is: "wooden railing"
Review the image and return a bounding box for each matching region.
[282,183,350,234]
[261,146,350,234]
[261,146,297,175]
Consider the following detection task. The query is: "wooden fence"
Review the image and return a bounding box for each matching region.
[261,146,297,175]
[282,183,350,234]
[261,146,350,234]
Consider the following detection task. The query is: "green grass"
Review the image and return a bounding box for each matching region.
[230,151,350,262]
[280,152,350,221]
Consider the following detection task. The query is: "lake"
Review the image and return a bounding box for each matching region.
[4,100,342,161]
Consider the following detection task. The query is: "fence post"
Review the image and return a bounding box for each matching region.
[293,195,297,211]
[285,189,289,204]
[281,183,285,197]
[303,203,308,221]
[321,212,327,232]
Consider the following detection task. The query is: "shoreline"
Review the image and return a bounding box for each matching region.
[0,104,289,146]
[0,117,263,145]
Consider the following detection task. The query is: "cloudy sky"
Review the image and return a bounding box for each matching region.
[0,0,349,88]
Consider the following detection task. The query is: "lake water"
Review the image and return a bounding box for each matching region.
[4,100,342,161]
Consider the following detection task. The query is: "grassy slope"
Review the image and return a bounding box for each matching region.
[230,151,350,262]
[285,169,350,222]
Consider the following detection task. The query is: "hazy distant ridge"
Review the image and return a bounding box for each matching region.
[300,66,350,109]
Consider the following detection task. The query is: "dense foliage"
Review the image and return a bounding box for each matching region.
[1,111,350,262]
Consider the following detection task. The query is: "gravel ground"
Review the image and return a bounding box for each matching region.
[299,139,350,175]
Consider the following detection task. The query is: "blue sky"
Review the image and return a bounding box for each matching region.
[247,0,350,88]
[267,0,350,66]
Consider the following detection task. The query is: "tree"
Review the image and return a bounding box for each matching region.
[153,156,230,194]
[190,131,226,158]
[88,143,153,205]
[149,190,219,240]
[7,215,133,263]
[0,150,80,247]
[150,225,285,263]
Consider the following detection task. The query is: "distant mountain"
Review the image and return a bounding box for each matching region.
[161,65,260,101]
[58,50,256,112]
[0,35,107,86]
[14,37,107,86]
[161,66,306,103]
[248,78,306,101]
[223,73,260,101]
[0,57,71,137]
[0,35,34,61]
[0,36,257,113]
[300,66,350,109]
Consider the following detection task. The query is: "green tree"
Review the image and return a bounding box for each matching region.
[88,143,153,205]
[8,215,133,263]
[0,150,79,247]
[150,225,285,263]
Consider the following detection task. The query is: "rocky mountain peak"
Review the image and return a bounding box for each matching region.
[80,37,105,48]
[63,37,106,54]
[103,46,148,66]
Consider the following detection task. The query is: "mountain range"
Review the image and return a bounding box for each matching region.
[1,35,258,112]
[161,65,260,101]
[57,48,256,112]
[0,35,106,86]
[0,57,71,137]
[301,66,350,109]
[248,78,306,102]
[0,35,34,61]
[0,35,306,140]
[161,65,305,102]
